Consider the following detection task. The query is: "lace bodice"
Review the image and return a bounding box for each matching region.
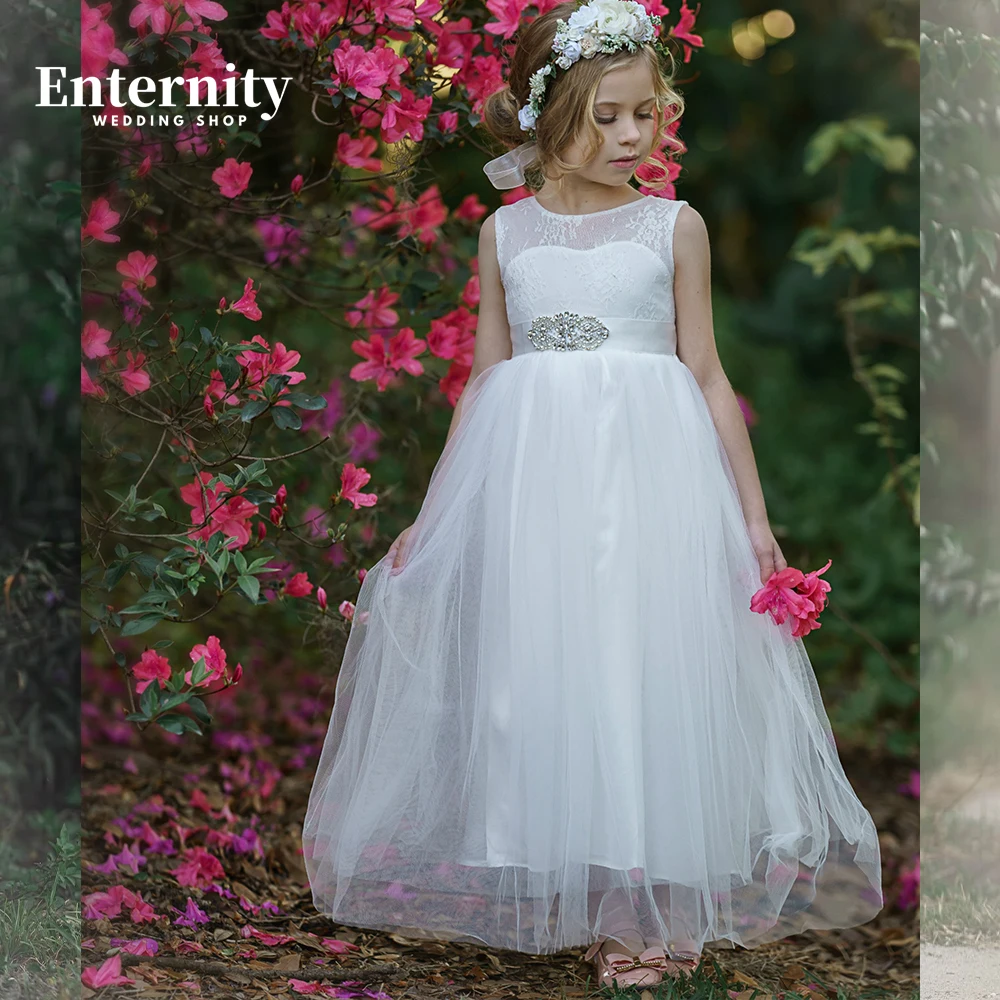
[494,194,688,358]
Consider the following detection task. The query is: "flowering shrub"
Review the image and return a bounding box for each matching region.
[81,0,703,736]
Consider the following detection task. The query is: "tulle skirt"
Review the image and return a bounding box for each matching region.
[301,348,884,956]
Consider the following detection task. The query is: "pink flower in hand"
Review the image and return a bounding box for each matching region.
[212,158,252,198]
[337,463,378,509]
[750,566,809,625]
[229,278,262,320]
[750,559,832,637]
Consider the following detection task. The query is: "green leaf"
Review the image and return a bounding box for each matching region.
[156,713,202,736]
[272,406,302,431]
[237,574,260,602]
[283,392,328,410]
[121,614,165,636]
[241,399,269,422]
[217,353,241,391]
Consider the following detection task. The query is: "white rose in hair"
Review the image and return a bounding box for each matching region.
[594,2,635,37]
[579,33,600,57]
[518,105,538,130]
[559,38,583,63]
[567,4,600,31]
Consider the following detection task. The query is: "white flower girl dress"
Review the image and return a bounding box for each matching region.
[301,192,884,957]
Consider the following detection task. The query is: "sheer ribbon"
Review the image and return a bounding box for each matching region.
[483,141,539,190]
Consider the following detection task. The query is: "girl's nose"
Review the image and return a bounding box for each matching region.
[620,121,642,144]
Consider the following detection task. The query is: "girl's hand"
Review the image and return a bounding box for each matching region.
[386,525,413,575]
[747,520,787,585]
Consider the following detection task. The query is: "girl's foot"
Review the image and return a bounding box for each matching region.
[583,932,665,989]
[641,939,702,980]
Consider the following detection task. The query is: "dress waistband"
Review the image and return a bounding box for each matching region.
[510,316,676,357]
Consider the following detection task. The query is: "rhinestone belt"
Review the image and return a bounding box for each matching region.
[526,311,610,352]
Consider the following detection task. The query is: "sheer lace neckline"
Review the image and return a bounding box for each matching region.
[529,194,649,219]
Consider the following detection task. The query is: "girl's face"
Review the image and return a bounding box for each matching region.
[562,58,658,187]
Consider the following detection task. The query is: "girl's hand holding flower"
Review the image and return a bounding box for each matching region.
[750,557,833,638]
[747,519,787,586]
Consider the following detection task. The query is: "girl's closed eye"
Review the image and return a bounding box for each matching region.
[595,112,656,124]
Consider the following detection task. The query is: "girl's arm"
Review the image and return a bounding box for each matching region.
[443,211,513,448]
[673,204,787,585]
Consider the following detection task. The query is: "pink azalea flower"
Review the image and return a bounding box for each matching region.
[82,364,106,398]
[81,0,128,79]
[484,0,529,38]
[439,360,472,407]
[426,306,476,360]
[82,320,113,358]
[332,40,398,100]
[229,277,263,320]
[317,586,328,610]
[212,158,253,198]
[233,333,307,401]
[254,216,307,267]
[285,571,313,597]
[336,132,382,172]
[173,896,211,927]
[81,953,135,989]
[174,121,211,156]
[750,560,832,637]
[438,109,459,132]
[455,193,487,223]
[82,196,121,243]
[346,421,381,462]
[338,463,378,509]
[339,599,355,620]
[670,0,704,63]
[462,274,481,308]
[398,184,448,245]
[350,327,427,391]
[346,286,399,329]
[116,251,158,290]
[185,635,229,686]
[170,848,225,889]
[129,0,226,34]
[132,649,172,694]
[179,470,260,549]
[120,350,151,395]
[290,173,304,193]
[379,87,433,143]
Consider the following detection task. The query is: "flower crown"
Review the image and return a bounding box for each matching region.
[518,0,667,134]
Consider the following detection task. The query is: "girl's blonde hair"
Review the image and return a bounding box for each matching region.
[481,1,685,191]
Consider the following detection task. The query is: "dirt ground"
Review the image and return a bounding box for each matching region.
[920,943,1000,999]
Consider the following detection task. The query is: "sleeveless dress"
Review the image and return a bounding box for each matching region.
[301,193,884,956]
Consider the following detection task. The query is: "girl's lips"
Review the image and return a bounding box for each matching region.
[610,156,638,167]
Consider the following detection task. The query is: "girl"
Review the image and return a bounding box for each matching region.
[302,0,883,990]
